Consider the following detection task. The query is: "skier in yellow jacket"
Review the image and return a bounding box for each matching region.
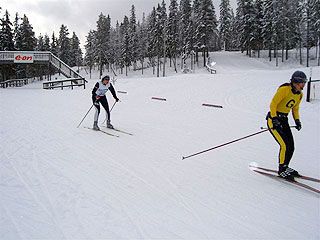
[266,70,307,181]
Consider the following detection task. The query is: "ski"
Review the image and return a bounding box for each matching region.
[102,126,133,136]
[251,169,320,194]
[84,127,119,137]
[249,165,320,183]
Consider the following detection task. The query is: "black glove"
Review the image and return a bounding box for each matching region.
[295,119,302,131]
[272,117,281,130]
[115,97,119,102]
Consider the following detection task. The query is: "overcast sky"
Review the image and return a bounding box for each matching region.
[1,0,237,50]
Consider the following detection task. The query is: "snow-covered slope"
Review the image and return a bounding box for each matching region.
[1,51,319,239]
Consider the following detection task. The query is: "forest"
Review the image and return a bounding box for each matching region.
[0,0,319,81]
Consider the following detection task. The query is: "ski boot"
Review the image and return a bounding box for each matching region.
[278,164,298,181]
[286,167,300,177]
[107,120,114,129]
[93,121,100,130]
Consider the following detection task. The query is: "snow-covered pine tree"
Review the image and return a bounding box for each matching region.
[167,0,179,72]
[0,10,14,51]
[107,23,119,75]
[236,0,255,57]
[219,0,233,51]
[272,0,288,66]
[155,1,167,77]
[15,14,36,51]
[13,12,19,49]
[184,4,195,56]
[129,5,138,71]
[304,0,320,66]
[179,0,192,55]
[95,13,111,78]
[276,0,301,63]
[252,0,263,57]
[43,34,50,51]
[0,10,15,81]
[137,14,148,74]
[311,0,320,65]
[70,32,83,68]
[84,30,96,78]
[36,34,45,51]
[57,24,71,66]
[192,0,201,63]
[195,0,218,66]
[261,0,274,61]
[120,16,131,76]
[50,32,58,56]
[147,7,157,75]
[112,22,122,74]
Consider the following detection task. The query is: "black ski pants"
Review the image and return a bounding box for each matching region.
[93,95,110,122]
[267,113,294,166]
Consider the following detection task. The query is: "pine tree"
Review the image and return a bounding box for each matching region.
[129,5,138,70]
[155,1,167,77]
[146,7,157,74]
[229,10,238,51]
[0,9,15,81]
[236,0,255,56]
[95,13,111,77]
[43,34,50,51]
[50,32,58,56]
[15,14,36,51]
[251,0,263,57]
[13,12,19,49]
[57,24,71,65]
[219,0,233,51]
[120,16,131,76]
[112,22,122,73]
[0,10,14,51]
[193,0,202,62]
[167,0,179,72]
[195,0,218,66]
[36,34,45,51]
[70,32,83,68]
[84,30,96,78]
[179,0,192,54]
[311,0,320,65]
[305,0,320,67]
[137,14,148,74]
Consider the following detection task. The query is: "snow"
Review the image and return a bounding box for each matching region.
[1,51,319,239]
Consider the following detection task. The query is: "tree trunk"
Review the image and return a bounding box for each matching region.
[318,37,320,66]
[275,43,278,67]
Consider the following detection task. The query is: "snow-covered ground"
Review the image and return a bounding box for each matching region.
[0,51,319,239]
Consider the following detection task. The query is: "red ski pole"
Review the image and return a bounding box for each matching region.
[182,129,269,160]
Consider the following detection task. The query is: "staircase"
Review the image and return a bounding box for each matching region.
[0,51,87,89]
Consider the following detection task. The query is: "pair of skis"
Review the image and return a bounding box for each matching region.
[84,126,133,137]
[250,165,320,194]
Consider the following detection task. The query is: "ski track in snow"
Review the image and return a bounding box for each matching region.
[0,51,319,239]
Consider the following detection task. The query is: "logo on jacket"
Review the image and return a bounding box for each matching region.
[286,99,295,108]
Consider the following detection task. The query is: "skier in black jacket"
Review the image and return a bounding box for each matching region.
[92,75,119,130]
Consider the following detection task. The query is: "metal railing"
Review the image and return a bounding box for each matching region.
[0,51,87,89]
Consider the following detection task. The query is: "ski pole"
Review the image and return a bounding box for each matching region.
[77,104,94,128]
[102,101,117,124]
[182,129,269,160]
[110,101,117,112]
